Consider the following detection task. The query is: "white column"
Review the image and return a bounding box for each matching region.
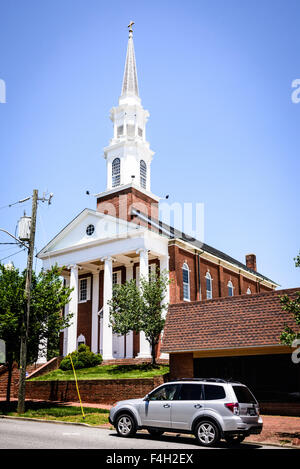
[91,271,99,353]
[102,256,113,360]
[137,248,152,359]
[67,265,79,354]
[125,264,134,358]
[160,255,170,359]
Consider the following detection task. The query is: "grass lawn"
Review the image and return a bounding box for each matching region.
[0,401,110,426]
[29,363,169,381]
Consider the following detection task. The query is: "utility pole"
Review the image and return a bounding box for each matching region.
[17,189,38,414]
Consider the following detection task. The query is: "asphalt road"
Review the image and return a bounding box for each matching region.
[0,418,285,451]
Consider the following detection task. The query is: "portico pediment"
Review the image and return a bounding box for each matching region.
[37,208,142,258]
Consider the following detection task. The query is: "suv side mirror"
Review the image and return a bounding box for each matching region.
[143,394,150,401]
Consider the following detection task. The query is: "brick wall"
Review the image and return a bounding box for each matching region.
[96,186,159,224]
[168,244,273,304]
[169,353,194,379]
[23,375,167,405]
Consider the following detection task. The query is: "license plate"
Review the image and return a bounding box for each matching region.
[247,408,257,416]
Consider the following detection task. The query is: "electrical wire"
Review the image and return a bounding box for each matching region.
[0,248,26,263]
[0,196,31,211]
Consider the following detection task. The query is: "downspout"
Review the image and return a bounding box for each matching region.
[197,251,203,301]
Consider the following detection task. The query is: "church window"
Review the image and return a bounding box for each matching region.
[205,272,212,299]
[138,127,143,137]
[112,158,121,187]
[86,224,95,236]
[79,277,91,302]
[227,280,234,297]
[117,125,123,137]
[140,160,147,189]
[182,263,190,301]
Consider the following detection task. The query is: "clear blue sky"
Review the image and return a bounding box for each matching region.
[0,0,299,289]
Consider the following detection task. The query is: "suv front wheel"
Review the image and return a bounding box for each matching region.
[195,420,220,447]
[116,413,137,438]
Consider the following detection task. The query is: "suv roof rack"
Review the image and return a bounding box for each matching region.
[172,378,242,384]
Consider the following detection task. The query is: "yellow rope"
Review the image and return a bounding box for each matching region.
[69,354,85,420]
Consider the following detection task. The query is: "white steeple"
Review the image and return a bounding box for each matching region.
[120,21,139,103]
[103,22,154,193]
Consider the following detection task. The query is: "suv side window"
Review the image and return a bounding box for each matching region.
[148,384,179,401]
[177,384,203,400]
[203,384,226,400]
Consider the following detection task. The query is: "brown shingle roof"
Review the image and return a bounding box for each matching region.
[161,288,300,353]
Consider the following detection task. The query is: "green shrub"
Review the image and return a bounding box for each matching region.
[60,344,102,370]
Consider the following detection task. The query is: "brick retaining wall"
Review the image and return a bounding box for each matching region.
[21,375,167,405]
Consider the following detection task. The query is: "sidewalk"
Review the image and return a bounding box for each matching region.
[2,398,300,448]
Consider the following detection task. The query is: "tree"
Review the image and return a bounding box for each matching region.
[109,269,170,365]
[0,263,73,402]
[280,251,300,347]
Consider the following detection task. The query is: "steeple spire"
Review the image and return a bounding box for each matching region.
[121,21,139,100]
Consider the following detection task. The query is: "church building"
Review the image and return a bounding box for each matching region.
[37,25,278,362]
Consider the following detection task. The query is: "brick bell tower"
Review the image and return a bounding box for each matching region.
[96,22,159,224]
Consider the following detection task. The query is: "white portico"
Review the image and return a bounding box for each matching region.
[38,209,169,360]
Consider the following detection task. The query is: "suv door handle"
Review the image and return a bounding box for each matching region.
[163,404,171,408]
[194,404,202,408]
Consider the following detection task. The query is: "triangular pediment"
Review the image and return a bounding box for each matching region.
[37,209,142,257]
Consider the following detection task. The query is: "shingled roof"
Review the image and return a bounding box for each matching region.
[161,287,300,353]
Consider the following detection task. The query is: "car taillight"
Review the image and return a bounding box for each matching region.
[225,402,240,415]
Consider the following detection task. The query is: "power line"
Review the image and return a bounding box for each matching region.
[0,196,31,211]
[0,248,26,263]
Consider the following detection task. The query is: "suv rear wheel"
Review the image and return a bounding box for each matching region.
[116,413,137,438]
[195,420,220,447]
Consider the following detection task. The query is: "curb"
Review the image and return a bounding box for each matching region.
[0,414,112,429]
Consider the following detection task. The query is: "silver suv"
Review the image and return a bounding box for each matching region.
[109,378,263,447]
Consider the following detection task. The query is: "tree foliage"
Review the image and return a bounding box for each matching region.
[0,263,73,400]
[280,251,300,346]
[108,269,170,364]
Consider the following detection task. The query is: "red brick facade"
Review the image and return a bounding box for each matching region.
[96,185,159,225]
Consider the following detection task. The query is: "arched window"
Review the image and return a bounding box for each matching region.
[140,160,147,189]
[112,158,120,187]
[247,287,251,295]
[182,263,190,301]
[227,280,234,297]
[205,272,212,299]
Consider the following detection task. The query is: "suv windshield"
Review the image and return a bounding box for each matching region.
[233,385,257,404]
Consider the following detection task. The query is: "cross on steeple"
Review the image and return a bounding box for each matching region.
[128,21,134,33]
